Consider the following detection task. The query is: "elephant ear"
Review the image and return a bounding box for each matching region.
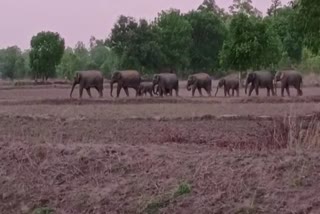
[153,74,160,82]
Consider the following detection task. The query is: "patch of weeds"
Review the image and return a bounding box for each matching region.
[144,198,170,214]
[143,182,192,214]
[32,207,54,214]
[235,206,258,214]
[174,182,191,197]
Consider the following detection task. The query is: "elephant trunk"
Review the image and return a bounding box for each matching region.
[186,84,192,91]
[214,85,219,97]
[70,82,77,98]
[110,81,114,97]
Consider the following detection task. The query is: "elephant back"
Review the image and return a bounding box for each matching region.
[190,73,211,85]
[254,70,274,86]
[158,73,178,86]
[118,70,141,86]
[78,70,103,85]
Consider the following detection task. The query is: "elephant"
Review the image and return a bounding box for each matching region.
[153,84,170,96]
[274,70,303,97]
[245,71,275,96]
[152,73,179,97]
[70,70,104,99]
[186,73,212,97]
[110,70,141,97]
[138,82,154,97]
[215,77,239,97]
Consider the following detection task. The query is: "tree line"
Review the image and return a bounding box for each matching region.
[0,0,319,81]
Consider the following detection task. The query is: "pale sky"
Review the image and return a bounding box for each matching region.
[0,0,290,50]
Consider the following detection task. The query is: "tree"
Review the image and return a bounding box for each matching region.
[185,10,226,72]
[268,6,303,63]
[297,0,320,53]
[154,9,193,72]
[220,14,281,74]
[29,31,65,81]
[56,47,80,79]
[0,46,26,80]
[229,0,262,17]
[267,0,282,16]
[197,0,226,17]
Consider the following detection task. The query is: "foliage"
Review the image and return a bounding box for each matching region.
[154,9,193,72]
[0,46,27,80]
[185,10,226,72]
[29,31,65,81]
[2,0,320,79]
[298,0,320,53]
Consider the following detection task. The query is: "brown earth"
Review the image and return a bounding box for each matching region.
[0,86,320,214]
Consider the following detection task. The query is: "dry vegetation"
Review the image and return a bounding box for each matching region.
[0,79,320,214]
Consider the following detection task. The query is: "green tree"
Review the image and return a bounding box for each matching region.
[297,0,320,53]
[268,6,303,63]
[229,0,262,17]
[29,31,65,81]
[185,10,226,72]
[0,46,26,80]
[56,47,80,79]
[154,9,193,73]
[267,0,282,16]
[197,0,226,17]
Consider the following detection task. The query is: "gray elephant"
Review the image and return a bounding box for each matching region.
[153,84,170,96]
[138,82,154,97]
[152,73,179,97]
[274,70,303,97]
[70,70,104,99]
[245,71,275,96]
[215,77,239,97]
[110,70,141,97]
[186,73,212,97]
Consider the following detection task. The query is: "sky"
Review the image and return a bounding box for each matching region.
[0,0,290,50]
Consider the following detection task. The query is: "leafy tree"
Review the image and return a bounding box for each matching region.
[229,0,262,17]
[154,9,193,72]
[268,6,303,62]
[56,47,80,79]
[267,0,282,16]
[73,41,90,70]
[0,46,26,80]
[297,0,320,53]
[185,10,226,72]
[197,0,226,17]
[29,31,65,81]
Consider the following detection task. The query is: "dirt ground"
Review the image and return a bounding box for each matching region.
[1,84,320,214]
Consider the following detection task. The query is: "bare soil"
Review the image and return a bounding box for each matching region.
[0,86,320,214]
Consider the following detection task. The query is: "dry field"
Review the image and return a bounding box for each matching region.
[1,81,320,214]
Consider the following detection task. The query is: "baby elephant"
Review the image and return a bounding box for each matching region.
[138,82,154,97]
[186,73,212,97]
[215,77,239,97]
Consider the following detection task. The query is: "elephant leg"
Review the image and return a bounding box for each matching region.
[86,88,92,98]
[198,87,203,97]
[95,86,103,98]
[255,85,259,96]
[116,85,122,98]
[192,86,196,97]
[267,87,270,97]
[249,85,255,96]
[79,86,84,99]
[149,90,153,97]
[224,87,227,97]
[286,86,290,97]
[295,85,303,96]
[237,88,240,97]
[232,89,235,96]
[124,87,129,97]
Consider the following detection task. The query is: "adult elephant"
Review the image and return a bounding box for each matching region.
[152,73,179,97]
[70,70,103,99]
[245,71,275,96]
[215,77,239,97]
[274,70,303,97]
[110,70,141,98]
[186,73,212,97]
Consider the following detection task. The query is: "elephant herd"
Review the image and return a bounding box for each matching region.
[69,69,304,99]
